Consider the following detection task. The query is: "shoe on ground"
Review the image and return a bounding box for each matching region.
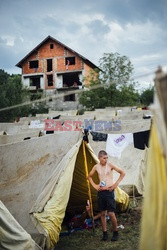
[101,231,108,241]
[111,231,119,241]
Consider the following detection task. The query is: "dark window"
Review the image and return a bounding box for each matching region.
[64,94,76,101]
[47,59,53,72]
[29,60,38,69]
[30,77,40,89]
[65,57,75,66]
[63,72,80,87]
[47,75,53,86]
[50,44,54,49]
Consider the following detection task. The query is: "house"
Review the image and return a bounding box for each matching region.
[16,36,99,110]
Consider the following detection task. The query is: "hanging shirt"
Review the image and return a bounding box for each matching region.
[106,133,133,158]
[133,130,150,150]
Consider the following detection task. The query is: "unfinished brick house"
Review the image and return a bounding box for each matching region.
[16,35,99,110]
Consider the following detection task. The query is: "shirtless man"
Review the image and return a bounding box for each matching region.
[88,150,125,241]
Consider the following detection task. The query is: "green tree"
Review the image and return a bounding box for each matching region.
[0,70,48,122]
[0,69,10,85]
[110,84,140,107]
[79,53,139,109]
[140,86,154,106]
[99,52,134,86]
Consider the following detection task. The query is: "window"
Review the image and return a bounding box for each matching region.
[29,60,39,69]
[47,75,53,86]
[50,44,54,49]
[63,72,80,87]
[47,59,53,72]
[30,77,40,89]
[64,94,76,101]
[65,57,75,66]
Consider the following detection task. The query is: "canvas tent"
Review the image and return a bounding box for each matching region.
[0,130,129,249]
[0,201,41,250]
[140,67,167,250]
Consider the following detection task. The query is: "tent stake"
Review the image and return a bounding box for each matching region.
[82,140,95,233]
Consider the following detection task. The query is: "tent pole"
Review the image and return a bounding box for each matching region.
[82,140,95,232]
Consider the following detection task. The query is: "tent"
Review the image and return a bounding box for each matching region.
[140,67,167,250]
[0,201,41,250]
[0,130,129,249]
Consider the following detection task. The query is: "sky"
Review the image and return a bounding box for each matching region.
[0,0,167,89]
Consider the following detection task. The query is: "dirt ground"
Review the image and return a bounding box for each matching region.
[54,197,142,250]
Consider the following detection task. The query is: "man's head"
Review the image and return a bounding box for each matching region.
[98,150,108,165]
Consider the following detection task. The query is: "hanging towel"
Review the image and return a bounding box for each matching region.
[133,130,150,150]
[106,133,133,158]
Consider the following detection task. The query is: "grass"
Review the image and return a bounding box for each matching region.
[54,198,142,250]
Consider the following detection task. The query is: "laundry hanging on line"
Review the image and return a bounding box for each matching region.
[106,133,133,158]
[133,130,150,150]
[89,130,150,158]
[90,131,108,141]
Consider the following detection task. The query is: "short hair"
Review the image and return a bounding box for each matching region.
[98,150,108,158]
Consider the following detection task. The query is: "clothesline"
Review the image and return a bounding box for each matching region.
[89,129,150,159]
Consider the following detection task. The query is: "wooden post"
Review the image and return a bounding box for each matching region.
[82,140,95,232]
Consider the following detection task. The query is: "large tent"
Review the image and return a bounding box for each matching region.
[0,130,129,249]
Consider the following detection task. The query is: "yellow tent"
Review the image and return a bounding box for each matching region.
[140,67,167,250]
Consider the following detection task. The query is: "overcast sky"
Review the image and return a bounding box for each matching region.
[0,0,167,89]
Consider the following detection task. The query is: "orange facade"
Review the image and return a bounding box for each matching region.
[19,37,98,90]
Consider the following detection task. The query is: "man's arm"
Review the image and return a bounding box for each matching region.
[108,163,125,191]
[87,165,99,191]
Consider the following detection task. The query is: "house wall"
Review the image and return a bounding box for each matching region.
[83,63,95,86]
[20,38,98,110]
[56,56,83,72]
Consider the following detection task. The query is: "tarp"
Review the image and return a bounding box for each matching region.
[0,130,41,145]
[0,131,82,248]
[140,123,167,250]
[140,70,167,250]
[0,201,41,250]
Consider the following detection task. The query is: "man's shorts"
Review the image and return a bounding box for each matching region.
[97,190,116,212]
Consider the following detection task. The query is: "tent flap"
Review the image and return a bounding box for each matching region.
[32,140,82,249]
[0,201,41,250]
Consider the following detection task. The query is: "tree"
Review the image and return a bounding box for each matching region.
[0,70,48,122]
[0,69,10,85]
[79,53,139,109]
[140,86,154,106]
[110,84,140,107]
[99,52,134,86]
